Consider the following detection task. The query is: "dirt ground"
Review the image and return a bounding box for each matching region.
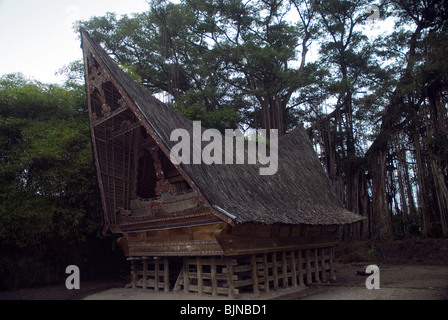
[0,262,446,300]
[1,240,448,300]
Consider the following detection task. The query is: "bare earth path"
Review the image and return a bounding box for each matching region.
[1,262,446,300]
[2,240,448,300]
[284,263,448,300]
[81,263,448,300]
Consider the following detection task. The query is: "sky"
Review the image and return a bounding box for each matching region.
[0,0,151,84]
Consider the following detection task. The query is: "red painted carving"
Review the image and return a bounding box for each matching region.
[145,200,167,214]
[155,179,175,196]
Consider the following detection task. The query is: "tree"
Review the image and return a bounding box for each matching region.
[306,0,448,239]
[0,74,105,288]
[189,0,317,135]
[304,0,391,238]
[0,73,99,247]
[369,0,448,237]
[80,0,322,136]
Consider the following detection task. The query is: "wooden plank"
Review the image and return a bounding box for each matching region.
[229,224,272,237]
[211,257,217,297]
[291,250,297,287]
[154,258,159,292]
[251,254,259,294]
[164,257,170,292]
[196,257,203,295]
[272,252,279,290]
[173,267,183,292]
[129,257,138,289]
[109,121,142,140]
[320,248,327,283]
[183,257,189,293]
[228,264,252,273]
[188,285,238,296]
[117,211,223,233]
[263,253,269,293]
[135,282,167,289]
[282,251,288,288]
[298,249,304,286]
[314,248,320,283]
[186,272,234,280]
[306,249,312,284]
[128,239,224,257]
[142,257,148,289]
[330,246,336,281]
[234,278,255,287]
[216,228,338,256]
[226,258,235,299]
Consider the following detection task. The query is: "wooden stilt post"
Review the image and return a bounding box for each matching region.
[226,258,235,299]
[251,254,260,294]
[183,257,189,293]
[154,257,160,292]
[196,256,203,295]
[272,252,279,290]
[306,249,312,284]
[314,249,320,283]
[298,249,304,286]
[291,250,297,287]
[282,251,288,288]
[173,267,183,292]
[263,253,270,293]
[211,256,217,297]
[320,248,327,283]
[163,257,170,292]
[129,257,137,289]
[142,257,148,289]
[330,246,336,281]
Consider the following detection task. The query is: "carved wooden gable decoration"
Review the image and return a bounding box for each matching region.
[81,30,222,238]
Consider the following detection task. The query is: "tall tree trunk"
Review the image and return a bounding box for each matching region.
[395,138,411,237]
[370,147,393,240]
[411,112,431,237]
[426,87,448,236]
[430,157,448,237]
[259,95,285,139]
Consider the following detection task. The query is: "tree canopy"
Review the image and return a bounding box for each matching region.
[0,74,117,289]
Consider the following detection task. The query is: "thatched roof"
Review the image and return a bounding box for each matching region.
[81,28,362,226]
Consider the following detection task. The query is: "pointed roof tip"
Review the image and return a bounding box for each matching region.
[79,27,90,40]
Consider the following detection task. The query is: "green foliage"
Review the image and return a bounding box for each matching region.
[0,74,105,288]
[367,243,378,260]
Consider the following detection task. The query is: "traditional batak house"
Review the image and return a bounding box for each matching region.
[80,28,362,298]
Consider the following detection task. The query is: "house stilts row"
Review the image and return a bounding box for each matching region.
[80,28,362,298]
